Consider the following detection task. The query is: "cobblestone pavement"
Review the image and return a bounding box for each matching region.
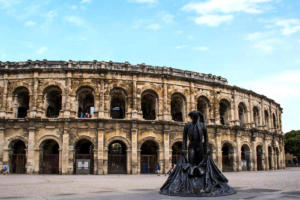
[0,168,299,200]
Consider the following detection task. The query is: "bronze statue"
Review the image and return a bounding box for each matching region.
[160,110,236,197]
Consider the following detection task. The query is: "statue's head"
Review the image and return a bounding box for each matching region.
[188,110,200,123]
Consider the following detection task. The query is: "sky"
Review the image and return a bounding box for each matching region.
[0,0,299,132]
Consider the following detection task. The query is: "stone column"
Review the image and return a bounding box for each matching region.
[131,76,138,119]
[127,148,132,174]
[62,127,69,174]
[27,127,35,174]
[0,127,4,168]
[163,128,170,173]
[251,140,257,171]
[232,90,239,126]
[0,75,7,118]
[131,125,138,174]
[64,72,72,118]
[248,94,253,128]
[215,130,222,170]
[236,132,242,171]
[162,78,170,121]
[98,80,105,118]
[31,72,40,118]
[189,81,195,115]
[97,127,105,174]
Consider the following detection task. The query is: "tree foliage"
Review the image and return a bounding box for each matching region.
[285,130,300,155]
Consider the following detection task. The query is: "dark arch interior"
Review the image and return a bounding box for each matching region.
[256,145,263,171]
[77,87,94,118]
[141,140,158,174]
[14,87,29,118]
[45,87,62,118]
[108,140,127,174]
[75,139,94,174]
[10,140,26,174]
[141,92,156,120]
[222,143,234,172]
[197,97,209,123]
[171,94,184,122]
[40,139,59,174]
[172,142,182,166]
[110,89,126,119]
[241,144,251,171]
[220,100,230,125]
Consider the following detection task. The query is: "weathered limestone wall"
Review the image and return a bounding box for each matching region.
[0,61,284,174]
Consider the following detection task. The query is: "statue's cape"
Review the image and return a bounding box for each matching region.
[160,155,236,197]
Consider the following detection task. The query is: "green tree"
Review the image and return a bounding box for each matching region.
[285,130,300,155]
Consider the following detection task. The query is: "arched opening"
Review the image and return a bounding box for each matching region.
[268,146,272,170]
[238,103,247,127]
[141,140,158,174]
[275,147,280,169]
[219,99,231,125]
[77,86,94,118]
[171,93,185,122]
[141,90,157,120]
[9,140,26,174]
[44,86,62,118]
[110,88,126,119]
[264,110,269,128]
[40,139,59,174]
[75,139,94,174]
[253,107,260,127]
[241,144,251,171]
[222,143,234,172]
[172,142,182,166]
[256,145,263,171]
[197,96,210,123]
[108,141,127,174]
[273,114,277,129]
[13,87,29,118]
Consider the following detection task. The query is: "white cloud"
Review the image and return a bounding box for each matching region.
[24,20,36,27]
[194,14,233,26]
[194,46,208,51]
[36,46,48,55]
[274,19,300,36]
[65,16,86,27]
[183,0,273,26]
[130,0,157,4]
[146,23,160,31]
[182,0,272,15]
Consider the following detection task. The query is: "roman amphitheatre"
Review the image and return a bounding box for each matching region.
[0,60,284,174]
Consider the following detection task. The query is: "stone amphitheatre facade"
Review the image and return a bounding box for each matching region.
[0,60,285,174]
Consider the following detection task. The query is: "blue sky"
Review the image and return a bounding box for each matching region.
[0,0,299,132]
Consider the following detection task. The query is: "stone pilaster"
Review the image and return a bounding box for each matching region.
[163,128,170,173]
[62,127,69,174]
[131,125,138,174]
[26,127,35,174]
[0,127,4,168]
[131,76,138,119]
[215,130,222,170]
[236,132,242,171]
[0,76,8,118]
[97,127,105,174]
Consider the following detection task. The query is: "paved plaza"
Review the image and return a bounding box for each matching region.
[0,168,299,200]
